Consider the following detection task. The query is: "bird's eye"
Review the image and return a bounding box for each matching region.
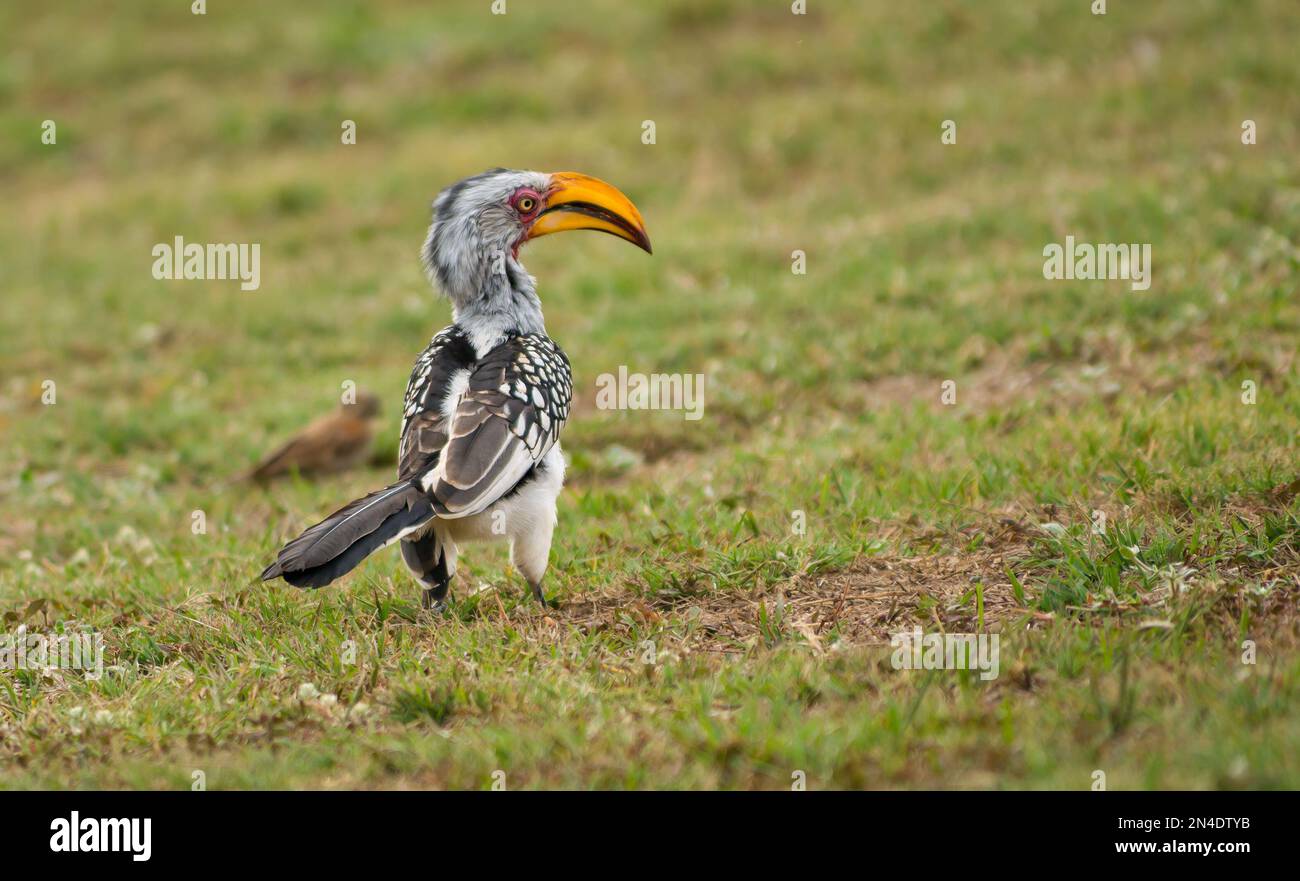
[516,196,537,213]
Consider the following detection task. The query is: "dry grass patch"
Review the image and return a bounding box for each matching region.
[559,545,1029,653]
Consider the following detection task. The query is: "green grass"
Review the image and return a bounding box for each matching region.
[1,0,1298,789]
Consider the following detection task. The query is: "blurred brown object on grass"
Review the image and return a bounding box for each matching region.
[246,391,382,483]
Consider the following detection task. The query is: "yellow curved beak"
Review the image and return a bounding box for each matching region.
[528,172,652,254]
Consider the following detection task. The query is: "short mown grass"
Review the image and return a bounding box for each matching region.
[1,0,1298,789]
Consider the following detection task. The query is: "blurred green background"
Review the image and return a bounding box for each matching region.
[0,1,1297,789]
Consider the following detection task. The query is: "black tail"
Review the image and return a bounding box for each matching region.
[260,480,434,588]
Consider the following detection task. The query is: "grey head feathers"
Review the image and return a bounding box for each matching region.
[420,168,550,346]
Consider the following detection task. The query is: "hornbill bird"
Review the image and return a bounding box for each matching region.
[260,169,652,611]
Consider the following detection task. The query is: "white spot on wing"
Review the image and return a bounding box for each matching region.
[442,368,472,424]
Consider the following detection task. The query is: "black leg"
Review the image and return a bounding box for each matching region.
[421,580,450,613]
[421,552,452,613]
[402,533,452,615]
[529,579,550,607]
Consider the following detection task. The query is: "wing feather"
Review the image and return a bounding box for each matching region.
[397,328,476,481]
[423,334,571,518]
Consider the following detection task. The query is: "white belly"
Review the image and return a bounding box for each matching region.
[444,443,565,546]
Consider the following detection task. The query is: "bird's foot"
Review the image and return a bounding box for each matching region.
[421,586,450,615]
[528,580,555,609]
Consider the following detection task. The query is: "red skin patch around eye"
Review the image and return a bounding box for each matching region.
[510,187,542,220]
[509,187,543,256]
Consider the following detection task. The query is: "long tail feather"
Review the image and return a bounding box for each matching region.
[261,480,434,588]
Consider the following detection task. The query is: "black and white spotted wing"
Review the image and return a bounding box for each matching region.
[397,328,571,518]
[421,333,571,518]
[397,326,477,481]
